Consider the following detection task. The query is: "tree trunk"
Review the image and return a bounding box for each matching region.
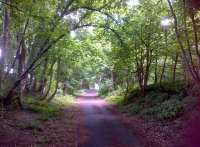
[172,53,178,82]
[41,60,55,99]
[0,0,11,90]
[16,32,26,108]
[160,56,167,85]
[47,59,60,102]
[167,0,200,83]
[154,57,158,84]
[40,57,49,95]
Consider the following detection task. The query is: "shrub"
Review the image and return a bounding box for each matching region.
[107,87,123,97]
[26,97,59,121]
[130,104,143,114]
[52,94,75,108]
[160,81,186,94]
[144,91,169,105]
[126,87,141,100]
[141,99,183,120]
[106,95,125,106]
[121,103,143,114]
[157,99,183,120]
[98,80,113,96]
[26,94,75,121]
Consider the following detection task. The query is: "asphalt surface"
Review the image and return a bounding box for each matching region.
[77,90,145,147]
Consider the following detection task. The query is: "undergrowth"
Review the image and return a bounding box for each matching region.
[105,81,187,120]
[26,94,75,121]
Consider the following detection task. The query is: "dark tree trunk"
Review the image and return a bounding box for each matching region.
[173,53,178,82]
[160,56,167,85]
[0,0,11,90]
[154,57,158,84]
[16,32,27,108]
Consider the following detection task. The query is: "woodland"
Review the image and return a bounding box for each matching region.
[0,0,200,146]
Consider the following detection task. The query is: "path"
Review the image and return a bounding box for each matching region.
[77,90,145,147]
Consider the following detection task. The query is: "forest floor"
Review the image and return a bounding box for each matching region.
[1,91,200,146]
[109,95,200,147]
[0,91,147,147]
[0,104,80,146]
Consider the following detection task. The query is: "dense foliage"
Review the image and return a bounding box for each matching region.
[0,0,199,111]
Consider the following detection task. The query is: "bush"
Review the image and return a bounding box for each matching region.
[26,94,75,121]
[66,84,75,95]
[120,103,143,114]
[107,87,123,97]
[52,94,75,108]
[143,91,169,105]
[127,81,186,100]
[26,97,60,121]
[130,104,143,114]
[160,81,186,94]
[98,80,113,96]
[157,99,183,120]
[28,100,59,120]
[126,87,141,100]
[105,95,125,106]
[141,99,183,120]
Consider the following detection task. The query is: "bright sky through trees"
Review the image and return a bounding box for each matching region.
[161,18,171,27]
[127,0,139,7]
[70,31,76,38]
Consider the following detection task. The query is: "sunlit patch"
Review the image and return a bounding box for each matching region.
[0,48,2,58]
[95,83,99,90]
[84,92,98,97]
[126,0,139,8]
[70,31,76,38]
[9,68,14,74]
[161,18,173,27]
[77,99,107,107]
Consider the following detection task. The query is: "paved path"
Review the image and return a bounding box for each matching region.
[77,90,145,147]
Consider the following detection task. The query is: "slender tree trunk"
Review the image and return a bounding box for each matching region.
[0,0,11,90]
[47,59,60,102]
[154,57,158,84]
[167,0,200,83]
[160,56,167,85]
[111,70,117,90]
[16,32,26,108]
[47,79,59,102]
[172,53,178,82]
[41,60,56,99]
[40,57,49,95]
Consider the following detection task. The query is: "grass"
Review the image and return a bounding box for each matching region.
[105,95,125,106]
[26,94,75,121]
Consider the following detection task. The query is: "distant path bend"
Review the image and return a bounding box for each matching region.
[77,89,145,147]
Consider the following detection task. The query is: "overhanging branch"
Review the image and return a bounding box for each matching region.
[72,23,125,47]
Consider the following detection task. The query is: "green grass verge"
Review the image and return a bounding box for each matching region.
[105,95,125,106]
[26,94,75,121]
